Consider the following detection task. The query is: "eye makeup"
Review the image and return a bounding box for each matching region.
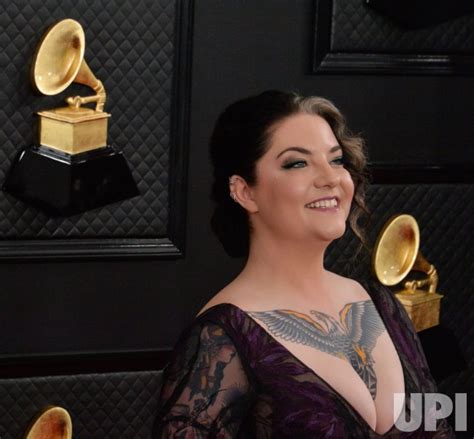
[281,155,345,170]
[331,156,345,166]
[281,159,307,169]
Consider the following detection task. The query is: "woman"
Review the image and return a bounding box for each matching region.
[154,91,455,437]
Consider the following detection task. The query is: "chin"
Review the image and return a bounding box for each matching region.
[315,224,347,242]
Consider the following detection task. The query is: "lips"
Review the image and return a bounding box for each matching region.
[305,196,339,208]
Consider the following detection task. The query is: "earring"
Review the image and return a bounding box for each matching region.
[229,176,237,201]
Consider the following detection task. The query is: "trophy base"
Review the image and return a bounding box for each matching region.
[395,290,444,332]
[38,107,111,155]
[3,145,139,216]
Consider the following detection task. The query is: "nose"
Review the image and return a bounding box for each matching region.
[313,161,341,188]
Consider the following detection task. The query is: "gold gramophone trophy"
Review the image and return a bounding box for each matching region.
[3,19,138,215]
[372,214,444,332]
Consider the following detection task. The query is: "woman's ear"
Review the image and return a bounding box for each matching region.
[229,175,259,213]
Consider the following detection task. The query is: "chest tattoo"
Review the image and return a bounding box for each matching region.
[249,300,386,399]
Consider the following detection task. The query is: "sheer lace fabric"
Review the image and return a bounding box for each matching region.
[154,278,456,438]
[158,324,252,437]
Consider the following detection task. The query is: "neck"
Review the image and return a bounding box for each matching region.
[238,230,332,302]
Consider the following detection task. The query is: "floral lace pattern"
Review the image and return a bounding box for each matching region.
[153,278,456,438]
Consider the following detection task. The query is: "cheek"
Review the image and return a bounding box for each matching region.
[254,175,291,214]
[266,173,303,205]
[342,171,355,203]
[348,178,355,200]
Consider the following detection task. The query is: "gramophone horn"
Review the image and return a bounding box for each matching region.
[25,406,72,439]
[31,18,105,111]
[372,214,420,286]
[372,213,439,294]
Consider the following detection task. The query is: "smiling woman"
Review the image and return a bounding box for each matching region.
[153,91,455,438]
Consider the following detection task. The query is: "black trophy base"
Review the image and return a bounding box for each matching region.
[3,145,139,216]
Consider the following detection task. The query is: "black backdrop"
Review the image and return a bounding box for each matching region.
[0,0,473,415]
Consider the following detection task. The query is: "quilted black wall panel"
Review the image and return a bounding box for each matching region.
[0,0,191,258]
[0,370,162,439]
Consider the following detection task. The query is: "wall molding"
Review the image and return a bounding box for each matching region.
[0,349,172,378]
[0,0,194,261]
[368,163,474,184]
[312,0,474,75]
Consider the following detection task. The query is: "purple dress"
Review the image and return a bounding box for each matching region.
[153,278,456,438]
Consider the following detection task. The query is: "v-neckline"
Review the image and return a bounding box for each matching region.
[197,294,410,437]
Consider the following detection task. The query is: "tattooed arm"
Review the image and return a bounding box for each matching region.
[154,323,252,438]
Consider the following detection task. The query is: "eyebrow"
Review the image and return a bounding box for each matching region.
[276,145,342,159]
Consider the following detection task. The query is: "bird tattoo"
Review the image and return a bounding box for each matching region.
[249,300,386,399]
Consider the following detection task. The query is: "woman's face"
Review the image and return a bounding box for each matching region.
[248,112,354,244]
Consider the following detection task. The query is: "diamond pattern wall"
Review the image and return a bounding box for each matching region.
[0,371,162,439]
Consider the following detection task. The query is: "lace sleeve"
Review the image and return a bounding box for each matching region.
[153,322,253,438]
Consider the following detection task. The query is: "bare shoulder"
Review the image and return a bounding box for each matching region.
[326,271,371,301]
[196,284,244,317]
